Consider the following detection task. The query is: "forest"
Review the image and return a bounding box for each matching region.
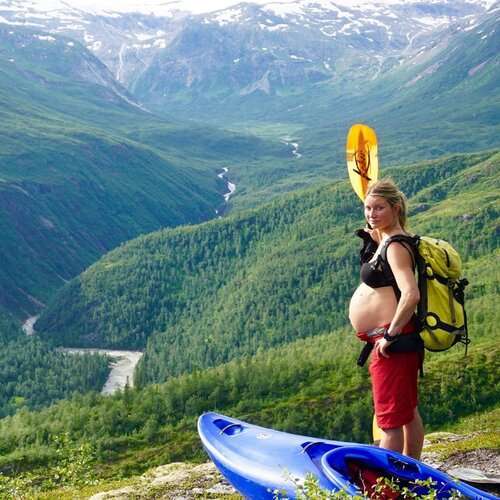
[0,330,497,494]
[0,150,497,496]
[0,299,110,419]
[35,151,499,386]
[0,336,110,418]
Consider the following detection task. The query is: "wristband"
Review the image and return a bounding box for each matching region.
[383,330,399,342]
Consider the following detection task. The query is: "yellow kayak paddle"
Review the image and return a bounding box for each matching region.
[346,123,379,201]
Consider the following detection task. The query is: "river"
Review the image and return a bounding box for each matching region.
[22,316,143,395]
[22,315,39,336]
[216,168,236,215]
[280,136,302,159]
[57,348,144,395]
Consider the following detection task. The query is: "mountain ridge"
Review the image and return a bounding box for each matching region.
[1,0,492,94]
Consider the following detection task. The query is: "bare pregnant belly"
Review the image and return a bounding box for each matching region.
[349,283,398,332]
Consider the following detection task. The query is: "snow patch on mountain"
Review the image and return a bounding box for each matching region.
[34,33,55,41]
[321,26,337,36]
[264,23,289,31]
[262,2,307,17]
[212,7,244,25]
[417,15,453,26]
[154,38,166,48]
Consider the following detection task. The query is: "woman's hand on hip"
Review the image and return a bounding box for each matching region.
[375,337,394,358]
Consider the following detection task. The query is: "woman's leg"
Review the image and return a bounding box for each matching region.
[403,407,424,459]
[370,350,422,456]
[379,426,404,454]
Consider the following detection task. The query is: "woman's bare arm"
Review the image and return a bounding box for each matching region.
[376,241,419,357]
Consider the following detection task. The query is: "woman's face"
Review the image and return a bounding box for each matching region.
[364,195,399,230]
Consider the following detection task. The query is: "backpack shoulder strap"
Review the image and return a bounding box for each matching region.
[380,234,419,268]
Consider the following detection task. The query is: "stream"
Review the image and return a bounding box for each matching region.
[216,168,236,215]
[281,137,302,159]
[218,167,236,201]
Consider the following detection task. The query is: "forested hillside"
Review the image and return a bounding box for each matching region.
[37,150,499,386]
[0,23,288,319]
[0,312,22,344]
[2,10,498,320]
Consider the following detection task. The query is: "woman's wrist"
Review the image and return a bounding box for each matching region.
[383,329,399,342]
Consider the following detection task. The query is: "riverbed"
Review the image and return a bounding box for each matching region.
[22,315,144,396]
[57,348,144,395]
[22,315,39,336]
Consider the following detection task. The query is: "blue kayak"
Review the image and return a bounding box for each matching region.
[198,412,497,499]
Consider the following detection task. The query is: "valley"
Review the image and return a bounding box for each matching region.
[22,316,143,395]
[0,0,498,498]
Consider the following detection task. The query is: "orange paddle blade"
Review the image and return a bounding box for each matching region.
[346,124,379,201]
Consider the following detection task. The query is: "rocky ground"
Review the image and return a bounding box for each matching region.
[89,462,239,500]
[88,432,499,499]
[422,434,500,475]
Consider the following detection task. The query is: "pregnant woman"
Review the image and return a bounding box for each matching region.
[349,179,424,459]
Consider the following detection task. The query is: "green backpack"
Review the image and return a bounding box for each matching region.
[386,235,469,352]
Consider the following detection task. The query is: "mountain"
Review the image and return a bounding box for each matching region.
[0,0,492,99]
[0,22,287,319]
[36,150,499,383]
[0,0,498,319]
[2,0,498,190]
[1,1,493,105]
[130,0,489,107]
[298,5,500,166]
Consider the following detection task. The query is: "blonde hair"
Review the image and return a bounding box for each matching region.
[366,178,408,230]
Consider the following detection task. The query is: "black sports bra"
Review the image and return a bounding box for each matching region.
[356,229,415,292]
[360,254,396,288]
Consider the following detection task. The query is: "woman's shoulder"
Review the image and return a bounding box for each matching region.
[383,234,417,265]
[384,232,417,247]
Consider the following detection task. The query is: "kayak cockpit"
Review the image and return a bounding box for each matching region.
[213,417,245,436]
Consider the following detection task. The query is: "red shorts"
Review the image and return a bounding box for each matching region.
[369,349,422,429]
